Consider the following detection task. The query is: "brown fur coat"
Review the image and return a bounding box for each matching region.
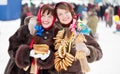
[4,16,56,74]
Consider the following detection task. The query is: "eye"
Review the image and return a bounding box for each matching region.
[48,15,53,18]
[58,13,62,17]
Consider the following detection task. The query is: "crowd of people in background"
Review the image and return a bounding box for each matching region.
[20,2,120,37]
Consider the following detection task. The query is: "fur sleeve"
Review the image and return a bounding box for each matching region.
[15,44,31,68]
[8,25,30,61]
[85,35,103,63]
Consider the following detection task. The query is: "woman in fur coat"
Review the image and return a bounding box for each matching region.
[51,2,103,74]
[4,4,57,74]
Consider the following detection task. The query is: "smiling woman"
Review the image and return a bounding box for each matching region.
[4,4,57,74]
[52,2,103,74]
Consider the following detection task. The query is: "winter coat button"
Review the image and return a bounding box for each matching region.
[44,36,48,40]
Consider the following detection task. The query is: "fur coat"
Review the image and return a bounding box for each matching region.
[4,16,56,74]
[49,21,103,74]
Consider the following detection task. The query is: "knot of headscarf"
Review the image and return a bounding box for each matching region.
[34,25,44,36]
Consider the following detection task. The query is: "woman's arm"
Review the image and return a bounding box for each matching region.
[8,25,31,68]
[85,35,103,63]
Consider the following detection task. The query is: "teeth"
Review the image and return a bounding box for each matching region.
[43,22,49,24]
[63,19,67,21]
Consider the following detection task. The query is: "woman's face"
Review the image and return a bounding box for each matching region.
[41,10,53,29]
[57,8,72,24]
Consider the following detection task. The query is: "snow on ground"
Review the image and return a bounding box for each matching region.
[0,19,20,74]
[0,19,120,74]
[88,20,120,74]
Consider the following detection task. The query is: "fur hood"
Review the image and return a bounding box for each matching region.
[24,16,37,36]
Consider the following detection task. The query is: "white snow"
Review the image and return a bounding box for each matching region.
[0,19,120,74]
[0,19,20,74]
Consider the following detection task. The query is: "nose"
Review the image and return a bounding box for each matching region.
[62,14,66,18]
[62,14,65,18]
[43,17,48,21]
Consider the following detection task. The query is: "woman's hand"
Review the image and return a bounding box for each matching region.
[30,49,50,60]
[75,43,90,56]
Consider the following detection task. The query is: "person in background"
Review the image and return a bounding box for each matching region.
[113,15,120,33]
[104,5,114,28]
[20,3,32,26]
[87,8,99,38]
[30,3,37,16]
[4,4,57,74]
[51,2,103,74]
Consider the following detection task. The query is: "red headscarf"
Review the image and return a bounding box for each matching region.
[37,4,56,30]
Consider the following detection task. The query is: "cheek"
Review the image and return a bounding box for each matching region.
[57,17,62,23]
[69,15,72,20]
[41,18,44,23]
[49,17,54,23]
[58,16,62,20]
[68,13,73,18]
[59,18,63,22]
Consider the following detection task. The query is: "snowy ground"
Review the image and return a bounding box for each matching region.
[0,19,20,74]
[0,19,120,74]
